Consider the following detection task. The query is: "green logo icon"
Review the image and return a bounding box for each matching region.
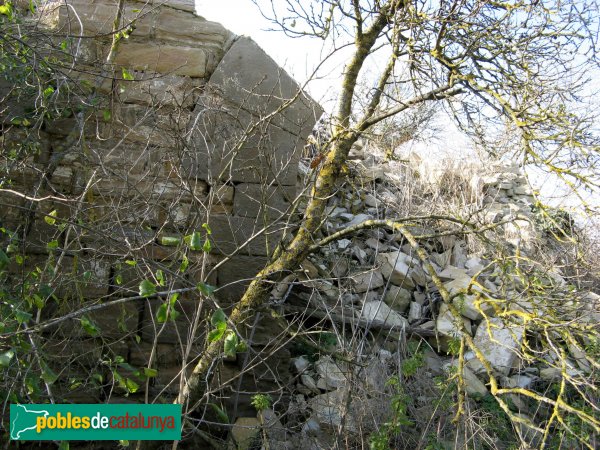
[10,404,181,441]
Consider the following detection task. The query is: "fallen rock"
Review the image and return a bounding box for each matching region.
[408,302,422,322]
[436,303,472,339]
[350,270,384,293]
[383,285,411,313]
[467,317,524,375]
[444,362,488,397]
[231,417,261,450]
[315,356,348,389]
[362,301,409,329]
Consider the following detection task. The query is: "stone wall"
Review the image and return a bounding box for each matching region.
[0,0,321,405]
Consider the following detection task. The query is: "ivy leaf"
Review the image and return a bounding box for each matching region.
[202,238,211,253]
[139,279,156,297]
[0,249,9,271]
[121,68,134,80]
[44,209,58,225]
[156,303,168,323]
[41,365,58,384]
[209,403,230,424]
[189,231,202,250]
[125,378,139,393]
[15,310,32,324]
[211,309,227,328]
[143,368,158,378]
[224,332,239,357]
[80,316,100,337]
[161,236,180,246]
[179,255,189,273]
[207,327,225,343]
[0,349,14,368]
[202,223,212,235]
[197,282,216,297]
[46,240,59,250]
[155,269,165,287]
[43,86,55,99]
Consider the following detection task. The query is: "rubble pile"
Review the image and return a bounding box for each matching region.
[226,141,598,449]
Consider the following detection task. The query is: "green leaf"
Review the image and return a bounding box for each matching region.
[103,109,112,121]
[170,309,180,321]
[44,210,58,225]
[189,231,202,250]
[0,3,12,16]
[207,327,225,343]
[209,403,230,424]
[115,273,123,285]
[156,303,168,323]
[125,378,139,393]
[161,236,180,246]
[46,240,59,250]
[58,441,70,450]
[0,349,15,368]
[125,260,137,267]
[0,249,9,271]
[202,223,212,235]
[41,365,58,384]
[202,238,211,253]
[156,269,165,286]
[139,279,156,297]
[80,316,100,337]
[224,332,239,357]
[236,340,248,353]
[43,86,55,99]
[121,68,134,81]
[15,310,32,324]
[168,293,179,306]
[211,308,227,327]
[60,40,68,51]
[197,282,216,296]
[179,255,189,273]
[143,368,158,378]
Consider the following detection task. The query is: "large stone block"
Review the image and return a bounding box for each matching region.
[208,214,283,256]
[156,7,233,57]
[233,183,296,219]
[41,0,155,37]
[208,37,322,138]
[115,74,202,108]
[216,255,269,303]
[188,97,303,185]
[114,41,208,78]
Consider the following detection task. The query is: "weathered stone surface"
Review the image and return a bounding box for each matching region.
[208,37,323,137]
[217,255,269,303]
[233,183,296,218]
[188,98,304,185]
[376,252,416,289]
[209,215,282,256]
[362,301,408,329]
[350,269,384,293]
[383,285,411,313]
[315,356,348,389]
[115,74,202,108]
[436,303,472,339]
[114,42,208,77]
[231,417,261,450]
[467,318,524,375]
